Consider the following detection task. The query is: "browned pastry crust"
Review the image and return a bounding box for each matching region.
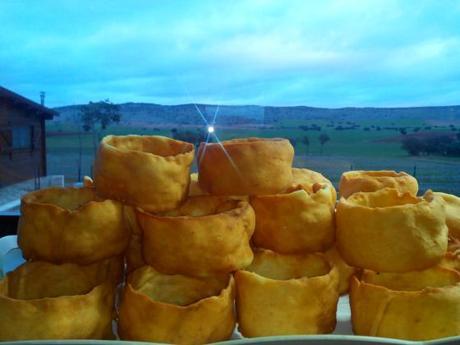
[197,137,294,195]
[350,267,460,340]
[118,266,235,344]
[434,192,460,239]
[235,249,339,337]
[290,168,337,205]
[94,135,194,212]
[18,187,129,264]
[0,259,117,340]
[339,170,418,198]
[336,188,448,272]
[138,195,255,277]
[250,184,335,254]
[325,245,359,295]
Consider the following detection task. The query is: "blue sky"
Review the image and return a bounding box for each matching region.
[1,0,459,108]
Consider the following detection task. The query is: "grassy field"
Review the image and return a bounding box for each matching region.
[46,120,460,195]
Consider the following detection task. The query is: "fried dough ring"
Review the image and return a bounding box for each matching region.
[235,249,339,337]
[137,195,255,277]
[325,245,359,295]
[290,168,337,205]
[339,170,418,198]
[18,187,129,264]
[250,184,335,254]
[336,188,448,272]
[123,206,145,273]
[0,260,117,340]
[197,137,294,195]
[94,135,194,212]
[435,192,460,239]
[118,266,235,345]
[440,237,460,272]
[350,267,460,340]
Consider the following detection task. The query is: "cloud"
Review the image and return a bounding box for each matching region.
[0,0,459,107]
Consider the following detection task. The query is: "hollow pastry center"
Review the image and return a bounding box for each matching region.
[362,268,460,291]
[245,253,331,280]
[162,197,240,217]
[106,135,192,157]
[1,262,100,300]
[24,188,97,210]
[347,191,420,208]
[284,183,326,195]
[131,268,228,306]
[345,171,404,179]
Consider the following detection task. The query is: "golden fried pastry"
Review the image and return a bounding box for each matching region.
[94,135,194,212]
[18,187,129,265]
[119,266,235,345]
[336,188,448,272]
[197,137,294,195]
[290,168,337,205]
[250,184,335,254]
[189,172,208,196]
[449,236,460,254]
[235,249,339,337]
[440,237,460,272]
[125,234,144,273]
[122,206,145,273]
[440,252,460,273]
[0,260,116,340]
[325,245,359,295]
[137,195,255,277]
[339,170,418,198]
[350,267,460,340]
[434,192,460,239]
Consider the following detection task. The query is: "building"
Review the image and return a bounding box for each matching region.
[0,86,57,187]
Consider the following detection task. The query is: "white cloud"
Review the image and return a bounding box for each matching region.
[1,0,460,107]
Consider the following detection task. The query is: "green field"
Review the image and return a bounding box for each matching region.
[46,120,460,195]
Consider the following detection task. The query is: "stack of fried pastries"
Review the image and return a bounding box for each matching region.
[112,136,344,343]
[5,135,460,343]
[337,170,459,340]
[1,186,127,340]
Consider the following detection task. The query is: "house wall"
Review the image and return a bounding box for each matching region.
[0,102,44,187]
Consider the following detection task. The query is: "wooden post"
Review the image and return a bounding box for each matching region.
[40,117,47,176]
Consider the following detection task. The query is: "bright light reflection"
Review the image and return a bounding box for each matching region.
[186,100,240,177]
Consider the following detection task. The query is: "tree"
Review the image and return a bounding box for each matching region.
[402,134,460,157]
[401,137,424,156]
[302,136,310,154]
[318,133,330,154]
[80,100,121,154]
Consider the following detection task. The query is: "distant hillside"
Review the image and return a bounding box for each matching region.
[53,103,264,126]
[53,103,460,126]
[264,105,460,123]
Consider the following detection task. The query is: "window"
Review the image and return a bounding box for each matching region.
[0,129,12,153]
[11,126,32,149]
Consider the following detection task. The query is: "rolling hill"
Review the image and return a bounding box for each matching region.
[53,103,460,127]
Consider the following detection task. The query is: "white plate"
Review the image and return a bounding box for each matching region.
[0,235,24,278]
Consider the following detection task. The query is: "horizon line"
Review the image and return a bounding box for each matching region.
[52,102,460,110]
